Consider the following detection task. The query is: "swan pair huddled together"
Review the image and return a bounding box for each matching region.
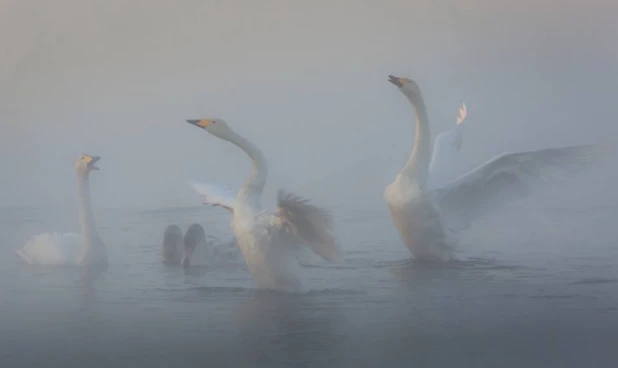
[161,223,239,268]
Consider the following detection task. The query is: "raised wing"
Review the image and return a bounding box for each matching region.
[434,144,601,230]
[270,190,341,261]
[456,103,467,125]
[428,103,467,189]
[188,180,236,212]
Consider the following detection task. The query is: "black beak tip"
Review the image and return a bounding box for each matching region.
[186,119,200,125]
[387,75,401,87]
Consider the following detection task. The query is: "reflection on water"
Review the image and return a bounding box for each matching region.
[1,206,618,367]
[235,290,343,366]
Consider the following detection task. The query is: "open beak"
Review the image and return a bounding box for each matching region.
[88,156,101,171]
[388,75,403,87]
[186,119,213,129]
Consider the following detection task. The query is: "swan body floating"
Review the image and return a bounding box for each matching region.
[15,154,107,267]
[427,103,467,190]
[385,75,600,262]
[186,118,341,293]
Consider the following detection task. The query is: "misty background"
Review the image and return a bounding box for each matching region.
[1,0,617,211]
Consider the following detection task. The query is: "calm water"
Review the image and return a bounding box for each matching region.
[1,205,617,367]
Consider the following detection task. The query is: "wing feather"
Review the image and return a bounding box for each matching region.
[188,180,236,212]
[434,144,602,229]
[272,190,341,261]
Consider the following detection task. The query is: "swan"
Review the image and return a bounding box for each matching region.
[427,103,467,190]
[385,75,600,262]
[181,223,240,268]
[15,154,108,267]
[185,118,341,292]
[161,223,239,267]
[161,224,183,264]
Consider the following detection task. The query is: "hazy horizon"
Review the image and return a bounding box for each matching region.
[1,0,617,210]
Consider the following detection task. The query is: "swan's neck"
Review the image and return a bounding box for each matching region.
[400,97,431,188]
[222,130,268,209]
[77,173,103,262]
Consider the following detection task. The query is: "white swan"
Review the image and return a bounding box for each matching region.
[427,103,467,190]
[385,75,600,262]
[15,154,108,267]
[186,118,341,292]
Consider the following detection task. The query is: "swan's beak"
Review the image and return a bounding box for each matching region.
[186,119,212,128]
[85,156,101,171]
[388,75,404,88]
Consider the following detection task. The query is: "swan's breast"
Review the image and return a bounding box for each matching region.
[387,189,453,262]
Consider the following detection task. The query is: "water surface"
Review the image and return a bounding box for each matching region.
[1,205,617,367]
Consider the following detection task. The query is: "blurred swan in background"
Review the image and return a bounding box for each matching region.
[181,223,240,268]
[186,118,341,293]
[15,154,107,267]
[161,224,183,264]
[385,75,601,262]
[161,223,239,268]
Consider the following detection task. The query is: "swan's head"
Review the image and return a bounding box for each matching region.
[388,75,423,104]
[75,154,101,174]
[181,223,206,268]
[162,224,183,264]
[186,119,233,139]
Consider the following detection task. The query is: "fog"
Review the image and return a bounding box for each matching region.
[1,0,617,210]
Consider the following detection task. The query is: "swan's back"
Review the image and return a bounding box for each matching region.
[15,233,81,265]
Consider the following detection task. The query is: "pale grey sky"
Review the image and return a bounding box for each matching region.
[1,0,617,210]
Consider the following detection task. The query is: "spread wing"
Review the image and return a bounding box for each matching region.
[188,180,236,212]
[434,144,602,230]
[270,190,341,261]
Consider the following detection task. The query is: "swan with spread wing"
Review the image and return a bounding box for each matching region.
[185,118,341,292]
[385,75,600,262]
[15,154,107,267]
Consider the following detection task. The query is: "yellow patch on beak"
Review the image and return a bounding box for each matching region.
[197,119,213,128]
[397,78,409,86]
[83,155,94,164]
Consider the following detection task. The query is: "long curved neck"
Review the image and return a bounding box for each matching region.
[77,173,102,260]
[221,130,268,209]
[400,94,431,188]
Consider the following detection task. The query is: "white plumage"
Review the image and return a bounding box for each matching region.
[15,154,107,267]
[427,102,467,189]
[16,233,82,265]
[186,118,341,293]
[386,75,600,262]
